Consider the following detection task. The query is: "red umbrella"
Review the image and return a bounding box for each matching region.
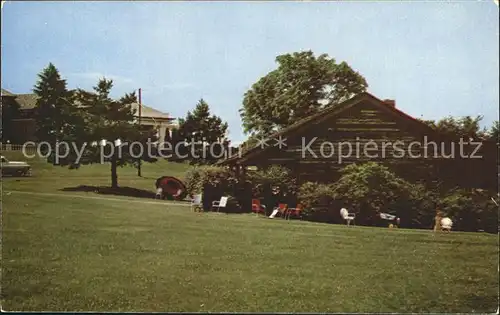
[155,176,187,200]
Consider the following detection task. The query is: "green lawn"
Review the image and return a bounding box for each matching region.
[1,152,499,312]
[2,151,191,195]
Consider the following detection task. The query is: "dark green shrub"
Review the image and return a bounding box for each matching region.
[185,166,238,195]
[184,165,241,212]
[332,162,436,227]
[441,188,498,233]
[393,183,437,228]
[246,165,298,211]
[184,167,204,196]
[296,181,338,222]
[247,165,298,197]
[297,181,335,212]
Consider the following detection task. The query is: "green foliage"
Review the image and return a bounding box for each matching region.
[33,63,75,144]
[184,167,204,196]
[184,165,241,212]
[72,79,157,187]
[187,165,298,213]
[418,115,489,140]
[332,162,432,226]
[488,120,499,143]
[240,50,368,137]
[297,173,437,227]
[184,165,239,196]
[247,165,297,197]
[238,134,260,154]
[297,181,335,213]
[1,95,21,143]
[333,162,410,210]
[175,99,229,164]
[441,188,498,233]
[35,68,158,188]
[330,162,498,230]
[396,183,438,228]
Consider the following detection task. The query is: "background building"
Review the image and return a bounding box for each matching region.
[1,88,177,144]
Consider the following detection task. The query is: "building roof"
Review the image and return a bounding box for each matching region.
[1,89,173,120]
[14,93,39,109]
[130,102,174,120]
[217,92,447,166]
[1,88,16,97]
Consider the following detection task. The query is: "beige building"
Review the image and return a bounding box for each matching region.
[1,88,177,144]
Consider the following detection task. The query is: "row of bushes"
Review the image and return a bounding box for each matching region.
[184,162,498,233]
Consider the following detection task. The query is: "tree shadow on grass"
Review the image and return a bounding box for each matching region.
[60,185,156,199]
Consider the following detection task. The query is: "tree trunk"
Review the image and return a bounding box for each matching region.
[111,157,118,189]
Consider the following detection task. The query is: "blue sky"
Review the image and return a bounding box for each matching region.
[2,1,498,144]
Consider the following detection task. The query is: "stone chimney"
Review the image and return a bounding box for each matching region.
[383,99,396,107]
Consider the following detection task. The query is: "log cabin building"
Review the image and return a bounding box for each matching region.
[219,92,497,191]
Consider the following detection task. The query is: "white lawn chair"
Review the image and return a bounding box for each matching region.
[440,217,453,232]
[211,196,228,213]
[191,194,203,212]
[155,187,163,199]
[269,208,279,219]
[379,212,396,221]
[340,208,356,226]
[268,203,287,219]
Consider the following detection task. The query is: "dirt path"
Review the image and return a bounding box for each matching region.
[3,190,191,207]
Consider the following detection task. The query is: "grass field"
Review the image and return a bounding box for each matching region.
[1,152,499,312]
[1,151,190,195]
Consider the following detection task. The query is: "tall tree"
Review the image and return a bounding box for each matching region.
[33,63,73,145]
[418,115,488,140]
[487,120,499,143]
[1,93,21,143]
[175,99,229,164]
[240,50,368,137]
[53,78,157,188]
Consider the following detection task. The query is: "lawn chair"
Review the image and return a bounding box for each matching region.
[286,203,303,220]
[440,217,453,232]
[269,203,288,219]
[155,187,163,199]
[252,199,266,216]
[340,208,355,226]
[379,212,397,227]
[190,194,203,212]
[211,196,228,213]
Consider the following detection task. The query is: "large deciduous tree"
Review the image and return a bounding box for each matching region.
[240,50,368,137]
